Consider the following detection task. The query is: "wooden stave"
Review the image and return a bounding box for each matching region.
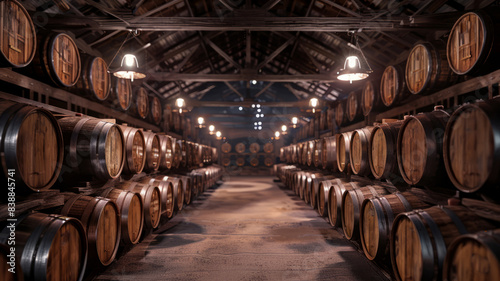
[321,136,338,171]
[443,100,500,194]
[361,79,381,116]
[405,40,456,95]
[132,87,149,119]
[115,181,162,230]
[335,100,346,126]
[249,142,260,154]
[142,130,161,172]
[166,176,185,212]
[369,121,403,180]
[235,142,246,154]
[306,140,315,167]
[443,229,500,281]
[318,179,335,217]
[0,212,87,281]
[341,185,391,240]
[58,117,125,181]
[310,175,335,210]
[178,140,188,167]
[149,95,163,124]
[157,134,174,171]
[304,172,323,205]
[337,131,354,173]
[75,54,111,101]
[221,142,231,153]
[390,205,496,281]
[263,142,274,154]
[380,64,409,107]
[349,126,375,176]
[347,91,361,122]
[172,140,181,169]
[0,101,64,195]
[100,188,144,245]
[313,139,322,168]
[171,174,193,205]
[110,77,132,111]
[61,195,120,267]
[119,125,146,174]
[327,180,367,228]
[396,109,451,187]
[0,0,36,68]
[140,176,175,219]
[359,191,430,261]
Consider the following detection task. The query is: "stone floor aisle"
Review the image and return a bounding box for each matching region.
[94,176,390,281]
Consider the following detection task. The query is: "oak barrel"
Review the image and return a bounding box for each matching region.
[390,205,496,281]
[142,130,161,172]
[132,87,149,119]
[100,188,143,245]
[61,195,120,266]
[165,176,185,212]
[111,78,132,111]
[32,32,81,87]
[119,125,146,174]
[335,100,346,126]
[76,54,111,101]
[405,40,455,95]
[443,99,500,194]
[115,181,161,229]
[397,108,450,187]
[443,229,500,281]
[222,157,230,167]
[369,121,403,180]
[172,140,181,169]
[337,131,353,173]
[171,174,192,205]
[347,91,361,122]
[359,191,429,261]
[158,134,174,170]
[361,79,381,116]
[349,126,375,176]
[178,140,188,167]
[264,143,274,154]
[318,179,337,217]
[321,136,338,171]
[264,157,274,167]
[149,95,162,124]
[306,140,315,167]
[310,175,334,210]
[250,157,259,167]
[313,139,322,168]
[0,0,36,68]
[140,176,174,219]
[341,185,391,240]
[0,212,87,281]
[447,11,500,75]
[327,180,370,228]
[380,64,409,107]
[0,243,23,281]
[249,142,260,153]
[235,142,246,153]
[58,117,125,181]
[221,142,231,153]
[0,101,63,196]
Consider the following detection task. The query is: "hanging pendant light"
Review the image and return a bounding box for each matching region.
[337,33,372,83]
[113,54,146,82]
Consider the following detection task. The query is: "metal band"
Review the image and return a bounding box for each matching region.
[395,192,413,211]
[439,206,468,235]
[69,118,89,168]
[420,210,447,280]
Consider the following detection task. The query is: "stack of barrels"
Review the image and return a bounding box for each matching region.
[220,141,275,168]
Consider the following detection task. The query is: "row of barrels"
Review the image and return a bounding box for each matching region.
[0,166,222,281]
[0,100,218,198]
[221,155,275,167]
[0,0,162,122]
[282,98,500,196]
[275,165,500,281]
[221,142,274,154]
[335,10,500,125]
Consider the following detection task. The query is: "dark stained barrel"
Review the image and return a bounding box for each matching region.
[158,134,174,170]
[335,100,346,126]
[142,130,161,172]
[0,212,87,281]
[306,140,315,167]
[347,91,361,122]
[369,121,403,180]
[235,142,246,154]
[337,131,353,173]
[361,79,381,116]
[58,117,125,181]
[264,143,274,154]
[76,54,111,101]
[349,127,375,176]
[132,87,149,119]
[0,0,36,68]
[0,101,63,196]
[313,139,322,168]
[172,140,181,169]
[111,78,132,111]
[120,125,146,174]
[249,142,260,154]
[61,195,120,266]
[380,64,409,107]
[321,135,338,171]
[149,95,162,124]
[221,142,231,153]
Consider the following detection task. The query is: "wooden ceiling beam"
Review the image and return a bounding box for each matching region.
[148,73,338,82]
[257,36,295,70]
[262,0,282,11]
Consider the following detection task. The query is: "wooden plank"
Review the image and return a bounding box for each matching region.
[148,72,339,82]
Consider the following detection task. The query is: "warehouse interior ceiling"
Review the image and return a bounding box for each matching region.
[23,0,494,132]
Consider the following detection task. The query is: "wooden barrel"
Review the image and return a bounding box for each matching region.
[390,205,496,281]
[303,172,323,204]
[321,136,338,170]
[447,11,500,75]
[58,117,125,181]
[111,78,132,111]
[335,100,346,126]
[140,176,174,219]
[341,185,391,240]
[264,157,274,167]
[349,126,375,176]
[142,130,161,172]
[264,142,274,153]
[327,107,335,130]
[361,79,381,116]
[250,157,259,167]
[132,87,149,119]
[221,142,231,153]
[0,101,63,196]
[327,180,369,228]
[149,95,162,124]
[0,243,23,281]
[0,0,36,68]
[115,181,161,229]
[171,174,192,205]
[310,175,334,209]
[306,140,315,166]
[443,99,500,194]
[313,139,322,168]
[100,188,144,245]
[380,64,409,107]
[406,40,455,95]
[397,108,450,187]
[61,195,120,266]
[337,131,353,173]
[235,142,246,153]
[76,54,111,101]
[347,91,361,122]
[360,191,429,261]
[249,142,260,153]
[172,112,181,132]
[172,140,181,169]
[318,179,336,217]
[177,140,188,167]
[222,157,230,167]
[443,229,500,281]
[33,32,81,87]
[0,212,87,281]
[369,121,403,180]
[119,125,146,174]
[165,176,184,212]
[158,134,174,170]
[236,156,245,166]
[186,141,195,167]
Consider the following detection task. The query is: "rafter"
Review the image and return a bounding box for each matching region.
[203,36,242,70]
[257,36,295,70]
[255,82,275,98]
[262,0,282,10]
[148,73,338,82]
[224,82,245,99]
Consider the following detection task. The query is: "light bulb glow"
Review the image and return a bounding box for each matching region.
[216,131,221,137]
[176,98,185,108]
[256,104,261,108]
[251,80,257,85]
[256,114,259,118]
[282,125,287,132]
[257,108,261,113]
[346,56,360,69]
[258,122,262,125]
[252,104,256,108]
[209,125,215,132]
[258,126,262,130]
[310,98,319,108]
[292,117,298,125]
[239,106,243,111]
[197,117,204,125]
[275,131,280,138]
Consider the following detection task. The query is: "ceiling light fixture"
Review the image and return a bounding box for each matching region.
[337,33,372,83]
[292,116,298,128]
[176,98,185,113]
[109,31,146,82]
[209,125,215,135]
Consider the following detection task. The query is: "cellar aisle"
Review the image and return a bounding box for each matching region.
[94,176,390,281]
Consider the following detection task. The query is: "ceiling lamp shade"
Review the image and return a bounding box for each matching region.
[209,125,215,135]
[337,55,369,83]
[112,54,146,82]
